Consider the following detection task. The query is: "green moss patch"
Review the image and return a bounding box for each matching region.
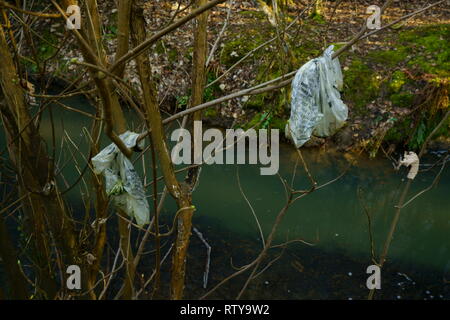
[343,59,381,114]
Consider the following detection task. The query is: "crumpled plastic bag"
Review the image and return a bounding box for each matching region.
[287,45,348,147]
[91,131,150,226]
[398,151,420,180]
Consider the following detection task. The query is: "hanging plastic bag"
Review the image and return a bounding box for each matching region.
[398,151,420,180]
[91,131,150,226]
[287,45,348,147]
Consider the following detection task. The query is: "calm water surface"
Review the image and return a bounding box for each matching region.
[2,91,449,299]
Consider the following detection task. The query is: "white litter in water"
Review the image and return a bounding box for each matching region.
[397,272,413,282]
[348,272,352,276]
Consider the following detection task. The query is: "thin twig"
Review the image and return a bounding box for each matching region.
[193,227,212,289]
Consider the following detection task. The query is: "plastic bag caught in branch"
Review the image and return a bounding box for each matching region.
[92,131,150,226]
[287,45,348,147]
[398,151,420,180]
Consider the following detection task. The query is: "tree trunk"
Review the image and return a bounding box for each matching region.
[60,0,136,299]
[0,21,79,299]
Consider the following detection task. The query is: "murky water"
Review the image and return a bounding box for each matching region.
[182,147,450,299]
[2,91,449,299]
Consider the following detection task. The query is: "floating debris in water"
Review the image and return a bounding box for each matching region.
[397,272,413,282]
[397,296,401,299]
[426,290,431,295]
[264,281,269,285]
[429,150,448,157]
[348,272,352,276]
[348,298,352,300]
[335,233,339,237]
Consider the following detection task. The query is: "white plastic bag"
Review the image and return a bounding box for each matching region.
[91,131,150,226]
[287,45,348,147]
[398,151,420,180]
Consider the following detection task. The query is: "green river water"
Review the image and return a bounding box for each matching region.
[2,92,449,300]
